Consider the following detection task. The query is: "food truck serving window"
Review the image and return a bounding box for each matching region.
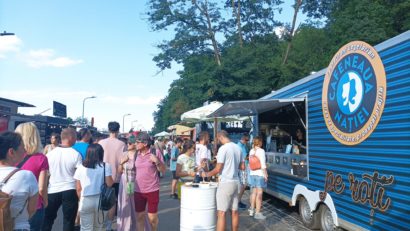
[210,97,308,179]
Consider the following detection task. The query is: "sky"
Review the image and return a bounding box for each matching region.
[0,1,306,133]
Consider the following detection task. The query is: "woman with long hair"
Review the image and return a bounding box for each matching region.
[74,144,114,231]
[248,136,268,220]
[176,140,197,182]
[44,132,60,155]
[15,122,49,231]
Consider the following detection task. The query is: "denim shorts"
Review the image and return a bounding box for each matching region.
[250,175,267,188]
[247,167,253,186]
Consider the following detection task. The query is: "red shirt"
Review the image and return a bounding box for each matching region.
[135,149,163,193]
[20,153,49,209]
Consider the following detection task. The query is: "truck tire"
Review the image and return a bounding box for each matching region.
[319,204,336,231]
[298,197,320,229]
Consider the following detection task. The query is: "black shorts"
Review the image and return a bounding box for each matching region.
[172,171,179,180]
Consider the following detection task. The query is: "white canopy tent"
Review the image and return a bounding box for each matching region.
[181,101,248,123]
[154,131,171,137]
[181,101,249,154]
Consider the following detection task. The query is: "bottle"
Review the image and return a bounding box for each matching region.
[194,171,201,183]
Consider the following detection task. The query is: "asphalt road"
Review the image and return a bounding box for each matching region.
[157,171,311,231]
[51,170,312,231]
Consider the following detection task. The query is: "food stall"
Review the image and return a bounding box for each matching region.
[210,98,308,179]
[207,32,410,231]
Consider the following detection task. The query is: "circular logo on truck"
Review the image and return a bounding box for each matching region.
[322,41,386,145]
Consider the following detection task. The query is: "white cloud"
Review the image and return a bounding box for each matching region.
[0,36,82,68]
[274,26,286,38]
[28,49,54,58]
[24,49,83,68]
[0,35,22,58]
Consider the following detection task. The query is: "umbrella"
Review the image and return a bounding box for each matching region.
[154,131,171,137]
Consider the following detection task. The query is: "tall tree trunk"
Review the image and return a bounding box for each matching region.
[282,0,302,65]
[194,0,222,66]
[233,0,243,48]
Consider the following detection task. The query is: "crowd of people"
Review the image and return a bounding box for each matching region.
[0,121,268,231]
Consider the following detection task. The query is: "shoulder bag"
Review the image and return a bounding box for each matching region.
[98,163,116,211]
[249,149,261,171]
[125,152,136,195]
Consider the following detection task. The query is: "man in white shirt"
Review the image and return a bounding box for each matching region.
[202,130,244,231]
[43,128,82,231]
[195,131,211,179]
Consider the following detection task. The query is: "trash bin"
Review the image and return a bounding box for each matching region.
[180,183,217,231]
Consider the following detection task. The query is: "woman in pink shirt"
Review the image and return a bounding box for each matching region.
[15,122,49,231]
[134,132,165,231]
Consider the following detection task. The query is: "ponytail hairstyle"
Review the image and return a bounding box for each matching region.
[182,140,195,154]
[252,136,263,149]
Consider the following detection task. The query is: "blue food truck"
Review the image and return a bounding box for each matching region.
[210,31,410,230]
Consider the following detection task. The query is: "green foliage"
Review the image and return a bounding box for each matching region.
[146,0,225,69]
[148,0,408,132]
[326,0,409,48]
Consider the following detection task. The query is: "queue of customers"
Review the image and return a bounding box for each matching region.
[0,121,267,231]
[0,121,165,231]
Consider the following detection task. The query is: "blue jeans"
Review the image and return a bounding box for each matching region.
[29,207,44,231]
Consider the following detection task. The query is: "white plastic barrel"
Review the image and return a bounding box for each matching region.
[180,183,217,231]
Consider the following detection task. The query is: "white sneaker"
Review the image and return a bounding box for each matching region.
[254,212,266,220]
[248,208,255,216]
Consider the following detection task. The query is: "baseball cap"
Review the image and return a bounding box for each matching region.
[136,132,151,144]
[128,135,136,144]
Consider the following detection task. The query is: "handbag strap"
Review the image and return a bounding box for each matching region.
[17,155,32,168]
[1,168,20,185]
[98,162,106,225]
[103,162,106,184]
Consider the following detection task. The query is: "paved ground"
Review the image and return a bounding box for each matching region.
[157,170,311,231]
[52,170,312,231]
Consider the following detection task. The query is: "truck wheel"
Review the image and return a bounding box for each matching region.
[319,204,336,231]
[298,197,320,229]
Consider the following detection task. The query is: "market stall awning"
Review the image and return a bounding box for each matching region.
[181,101,247,123]
[208,98,305,117]
[154,131,171,137]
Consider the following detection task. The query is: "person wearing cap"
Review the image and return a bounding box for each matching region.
[134,132,165,231]
[117,134,151,231]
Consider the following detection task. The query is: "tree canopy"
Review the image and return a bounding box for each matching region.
[146,0,409,134]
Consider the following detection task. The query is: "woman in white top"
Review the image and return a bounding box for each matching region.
[43,133,60,155]
[248,136,268,220]
[176,140,197,182]
[0,131,38,231]
[74,144,114,231]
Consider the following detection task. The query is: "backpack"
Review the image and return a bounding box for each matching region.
[249,150,261,171]
[0,169,20,231]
